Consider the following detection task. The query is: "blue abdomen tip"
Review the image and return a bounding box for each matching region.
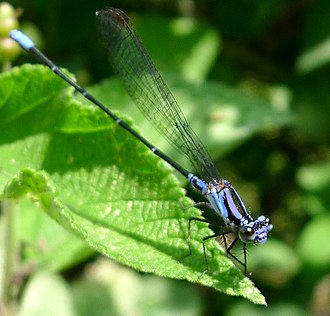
[10,30,34,50]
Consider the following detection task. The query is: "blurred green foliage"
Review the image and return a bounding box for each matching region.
[0,0,329,315]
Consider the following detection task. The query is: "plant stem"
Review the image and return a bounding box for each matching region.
[0,200,16,314]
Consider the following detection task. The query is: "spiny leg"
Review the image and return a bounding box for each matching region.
[187,217,217,255]
[201,232,229,273]
[188,217,233,273]
[189,217,249,274]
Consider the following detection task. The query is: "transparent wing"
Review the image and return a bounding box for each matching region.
[96,8,220,181]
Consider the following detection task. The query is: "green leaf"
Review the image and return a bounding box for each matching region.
[0,64,266,304]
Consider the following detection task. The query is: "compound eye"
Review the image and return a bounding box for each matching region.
[239,226,256,243]
[266,218,273,231]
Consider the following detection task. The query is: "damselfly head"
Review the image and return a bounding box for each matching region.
[238,215,272,244]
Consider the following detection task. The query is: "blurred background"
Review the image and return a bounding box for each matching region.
[1,0,330,315]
